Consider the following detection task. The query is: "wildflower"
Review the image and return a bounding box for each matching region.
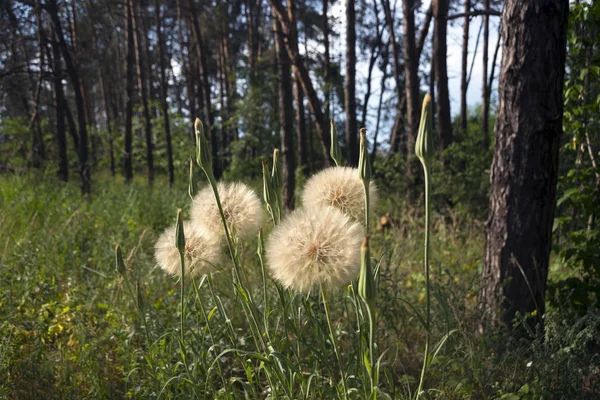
[266,206,364,293]
[301,166,378,221]
[191,182,264,240]
[155,223,221,277]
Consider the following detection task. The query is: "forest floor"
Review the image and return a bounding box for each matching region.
[0,172,598,399]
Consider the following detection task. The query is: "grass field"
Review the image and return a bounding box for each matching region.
[1,171,598,399]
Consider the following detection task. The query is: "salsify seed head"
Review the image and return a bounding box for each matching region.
[266,206,364,293]
[191,182,264,240]
[301,166,378,221]
[155,222,221,277]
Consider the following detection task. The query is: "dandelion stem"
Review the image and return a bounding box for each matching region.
[179,250,185,345]
[321,288,348,400]
[416,166,431,399]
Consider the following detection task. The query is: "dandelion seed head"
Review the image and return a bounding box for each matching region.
[301,166,378,221]
[191,182,264,240]
[154,222,221,277]
[266,206,364,293]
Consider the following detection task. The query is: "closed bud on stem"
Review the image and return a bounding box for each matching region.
[330,119,343,166]
[175,209,185,253]
[188,157,198,200]
[271,149,283,191]
[358,236,376,308]
[136,280,145,312]
[115,244,126,276]
[257,229,264,257]
[415,94,434,166]
[262,159,277,222]
[195,118,213,178]
[358,128,371,185]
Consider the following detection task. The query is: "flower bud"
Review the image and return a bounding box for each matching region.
[115,244,126,276]
[175,209,185,253]
[358,236,376,308]
[195,118,213,177]
[262,159,277,222]
[271,148,282,191]
[415,94,434,165]
[358,128,371,184]
[330,119,343,166]
[188,157,198,200]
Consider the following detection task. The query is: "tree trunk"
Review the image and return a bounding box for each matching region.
[382,0,405,155]
[460,0,471,133]
[273,12,296,209]
[156,0,175,185]
[323,0,330,125]
[124,0,135,183]
[433,0,453,149]
[187,0,219,177]
[402,0,420,177]
[46,0,90,194]
[344,0,358,165]
[479,0,568,332]
[131,0,154,184]
[271,0,331,167]
[51,25,68,182]
[482,0,490,149]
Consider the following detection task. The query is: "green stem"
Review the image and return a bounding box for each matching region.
[321,288,348,400]
[416,166,431,399]
[179,250,186,345]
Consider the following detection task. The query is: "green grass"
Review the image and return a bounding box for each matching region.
[0,171,598,399]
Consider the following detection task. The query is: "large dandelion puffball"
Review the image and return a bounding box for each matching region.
[191,182,264,240]
[266,206,364,293]
[155,223,221,277]
[301,166,378,221]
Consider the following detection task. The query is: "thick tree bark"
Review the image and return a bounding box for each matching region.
[402,0,420,177]
[271,0,331,167]
[45,0,90,194]
[482,0,490,149]
[433,0,453,149]
[156,0,175,185]
[344,0,358,165]
[124,0,135,183]
[273,13,296,209]
[479,0,568,332]
[460,0,471,133]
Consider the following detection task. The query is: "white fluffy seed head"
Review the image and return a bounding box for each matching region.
[266,206,364,293]
[301,166,378,222]
[154,222,222,277]
[191,182,264,240]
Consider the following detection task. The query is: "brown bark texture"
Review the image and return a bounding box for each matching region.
[480,0,568,331]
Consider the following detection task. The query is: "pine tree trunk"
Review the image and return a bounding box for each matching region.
[187,0,218,177]
[322,0,330,125]
[433,0,453,149]
[479,0,568,332]
[131,0,154,184]
[402,0,420,178]
[482,0,490,149]
[46,0,90,194]
[124,0,135,183]
[156,0,175,185]
[273,12,296,209]
[51,25,68,182]
[382,0,404,155]
[460,0,470,133]
[271,0,331,167]
[344,0,358,165]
